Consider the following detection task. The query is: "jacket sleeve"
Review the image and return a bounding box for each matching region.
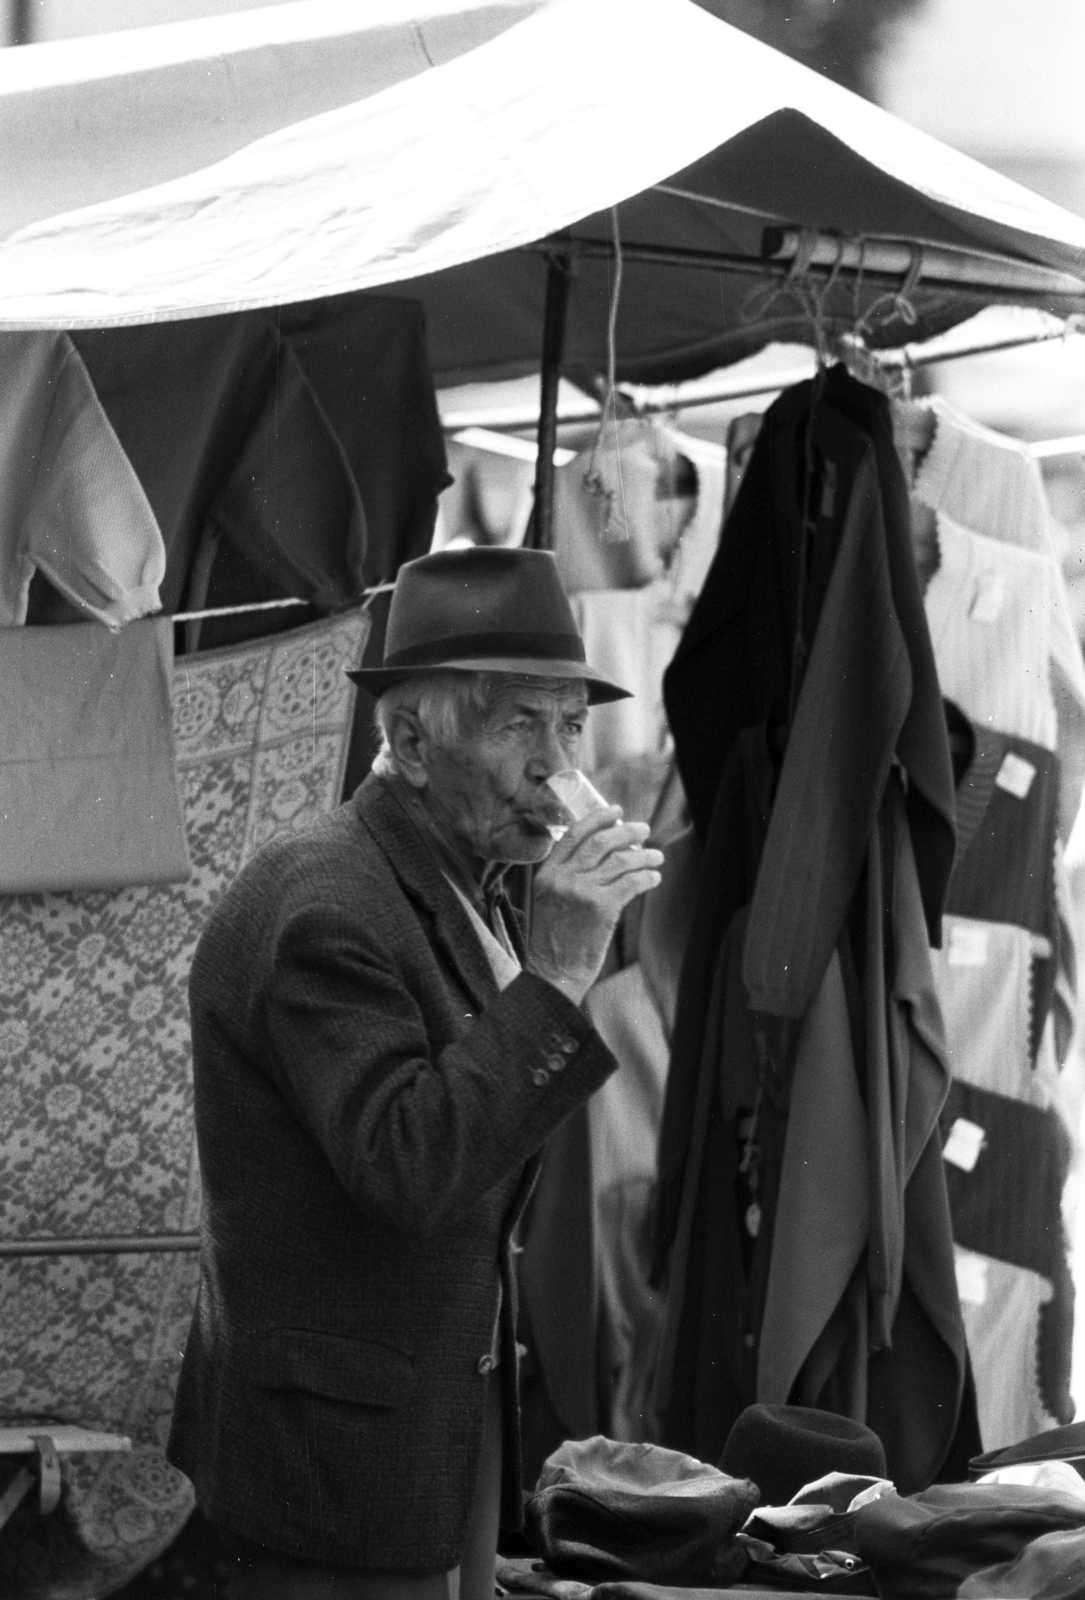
[258,901,616,1237]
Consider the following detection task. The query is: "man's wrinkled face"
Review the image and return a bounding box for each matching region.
[418,681,588,865]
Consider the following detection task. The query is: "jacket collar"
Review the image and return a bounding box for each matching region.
[351,773,503,1011]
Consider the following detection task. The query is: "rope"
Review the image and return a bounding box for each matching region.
[583,207,632,542]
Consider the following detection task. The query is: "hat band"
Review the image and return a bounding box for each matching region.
[382,630,587,670]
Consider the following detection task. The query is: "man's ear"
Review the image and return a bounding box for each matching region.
[388,711,429,789]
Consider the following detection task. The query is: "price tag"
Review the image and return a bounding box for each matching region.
[996,752,1036,799]
[955,1248,989,1307]
[943,1117,986,1173]
[947,923,989,967]
[970,572,1006,624]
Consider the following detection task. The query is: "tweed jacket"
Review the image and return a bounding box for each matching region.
[167,773,617,1571]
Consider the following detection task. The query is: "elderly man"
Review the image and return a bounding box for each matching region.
[168,546,663,1599]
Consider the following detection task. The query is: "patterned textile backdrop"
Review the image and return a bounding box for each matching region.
[0,610,368,1599]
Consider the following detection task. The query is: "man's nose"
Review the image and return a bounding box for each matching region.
[526,723,569,781]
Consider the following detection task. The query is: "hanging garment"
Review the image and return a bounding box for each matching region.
[0,610,368,1600]
[0,331,165,628]
[70,314,368,629]
[656,365,968,1491]
[913,394,1064,563]
[944,710,1059,938]
[941,1076,1072,1289]
[931,913,1076,1437]
[654,426,727,608]
[0,617,188,895]
[279,292,449,585]
[925,512,1084,843]
[585,965,670,1443]
[0,618,188,894]
[198,335,367,618]
[954,1251,1062,1454]
[551,419,702,596]
[517,1101,600,1485]
[570,586,684,772]
[942,708,1062,1060]
[931,917,1046,1102]
[724,413,764,518]
[276,294,451,791]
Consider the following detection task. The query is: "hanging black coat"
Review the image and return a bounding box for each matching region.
[655,366,975,1490]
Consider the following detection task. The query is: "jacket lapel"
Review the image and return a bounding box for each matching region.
[352,775,501,1013]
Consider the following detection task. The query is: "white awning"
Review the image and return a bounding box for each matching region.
[0,0,1080,360]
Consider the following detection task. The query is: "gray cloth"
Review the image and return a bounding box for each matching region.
[167,773,616,1571]
[0,616,189,893]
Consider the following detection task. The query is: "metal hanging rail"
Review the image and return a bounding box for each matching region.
[528,231,1085,308]
[438,321,1085,437]
[763,227,1085,300]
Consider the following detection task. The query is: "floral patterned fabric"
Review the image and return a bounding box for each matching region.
[0,610,368,1598]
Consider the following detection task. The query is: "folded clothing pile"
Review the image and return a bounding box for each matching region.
[524,1436,758,1586]
[855,1481,1085,1599]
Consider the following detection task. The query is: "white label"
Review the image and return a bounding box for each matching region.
[955,1249,989,1307]
[996,752,1036,799]
[944,1117,986,1173]
[947,923,989,967]
[970,572,1006,624]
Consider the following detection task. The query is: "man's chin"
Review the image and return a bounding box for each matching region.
[497,821,555,865]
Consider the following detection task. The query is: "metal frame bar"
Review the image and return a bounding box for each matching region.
[438,319,1085,437]
[763,226,1085,299]
[530,253,574,550]
[528,235,1085,308]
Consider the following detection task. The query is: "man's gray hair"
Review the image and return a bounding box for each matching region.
[372,670,585,778]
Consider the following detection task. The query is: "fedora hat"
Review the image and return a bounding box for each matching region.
[348,546,630,704]
[720,1404,887,1508]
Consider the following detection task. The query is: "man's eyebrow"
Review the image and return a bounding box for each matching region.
[497,695,588,716]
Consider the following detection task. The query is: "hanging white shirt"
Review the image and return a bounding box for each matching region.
[926,512,1055,750]
[914,400,1085,848]
[0,330,165,629]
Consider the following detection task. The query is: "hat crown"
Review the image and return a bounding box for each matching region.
[720,1404,887,1507]
[382,547,585,672]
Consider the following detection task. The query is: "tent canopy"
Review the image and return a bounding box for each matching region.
[0,0,1083,384]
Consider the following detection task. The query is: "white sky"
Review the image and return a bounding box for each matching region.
[22,0,291,35]
[18,0,1085,167]
[879,0,1085,159]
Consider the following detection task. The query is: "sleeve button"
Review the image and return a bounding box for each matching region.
[531,1068,550,1087]
[477,1354,497,1375]
[560,1038,577,1055]
[545,1053,566,1072]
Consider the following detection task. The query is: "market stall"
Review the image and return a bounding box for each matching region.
[1,1,1085,1596]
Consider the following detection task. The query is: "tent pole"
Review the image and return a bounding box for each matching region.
[8,0,32,45]
[532,253,573,550]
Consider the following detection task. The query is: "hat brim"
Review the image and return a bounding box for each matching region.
[346,655,630,705]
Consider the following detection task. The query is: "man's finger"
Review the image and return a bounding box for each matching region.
[569,819,651,866]
[605,867,663,906]
[594,847,665,886]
